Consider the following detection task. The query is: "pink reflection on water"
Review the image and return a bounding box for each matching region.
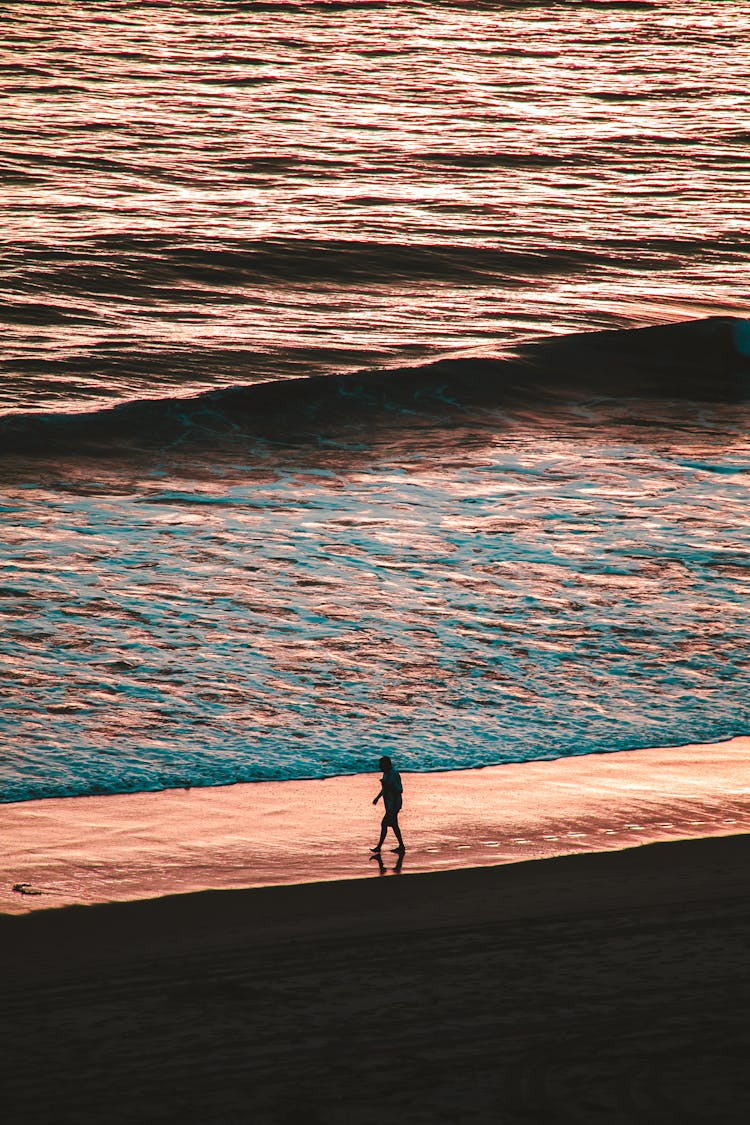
[1,3,749,412]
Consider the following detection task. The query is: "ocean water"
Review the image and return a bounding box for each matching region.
[1,1,748,803]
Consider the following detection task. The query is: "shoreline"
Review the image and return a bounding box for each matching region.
[3,735,748,915]
[4,725,748,809]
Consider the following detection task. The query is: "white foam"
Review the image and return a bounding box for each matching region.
[1,411,749,803]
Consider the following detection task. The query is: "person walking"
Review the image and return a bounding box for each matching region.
[371,755,405,855]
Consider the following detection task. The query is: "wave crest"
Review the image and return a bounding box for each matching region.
[1,317,747,459]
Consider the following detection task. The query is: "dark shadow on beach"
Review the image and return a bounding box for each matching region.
[2,835,749,1124]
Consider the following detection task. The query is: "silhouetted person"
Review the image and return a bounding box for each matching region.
[371,754,405,855]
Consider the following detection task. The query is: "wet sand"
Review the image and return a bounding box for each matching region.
[2,737,749,913]
[2,832,749,1124]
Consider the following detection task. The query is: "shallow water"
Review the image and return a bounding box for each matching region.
[2,399,748,801]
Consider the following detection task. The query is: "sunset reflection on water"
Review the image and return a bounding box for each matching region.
[1,2,748,411]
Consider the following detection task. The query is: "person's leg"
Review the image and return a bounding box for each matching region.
[390,814,405,852]
[371,813,388,852]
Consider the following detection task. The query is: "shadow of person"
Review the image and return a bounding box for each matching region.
[369,850,404,876]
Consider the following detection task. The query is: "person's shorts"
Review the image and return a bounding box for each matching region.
[382,803,402,825]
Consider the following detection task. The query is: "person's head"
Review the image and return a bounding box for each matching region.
[378,755,392,772]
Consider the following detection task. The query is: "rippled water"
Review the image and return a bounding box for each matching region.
[1,2,748,802]
[2,398,748,802]
[2,1,749,411]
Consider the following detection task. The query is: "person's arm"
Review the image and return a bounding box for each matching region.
[373,778,384,805]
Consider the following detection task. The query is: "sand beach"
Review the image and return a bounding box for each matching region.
[2,738,749,1123]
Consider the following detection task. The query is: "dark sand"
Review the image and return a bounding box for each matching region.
[2,833,749,1125]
